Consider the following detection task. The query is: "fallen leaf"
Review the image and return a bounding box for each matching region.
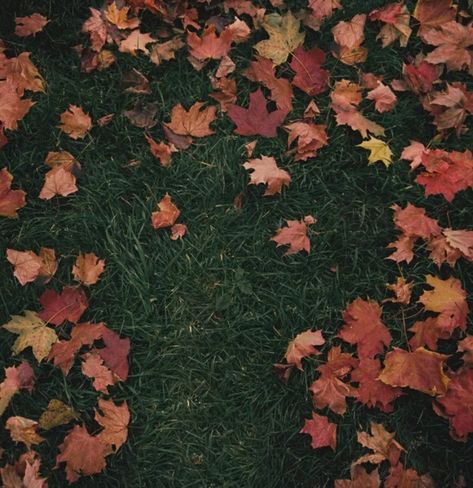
[165,102,216,137]
[335,464,381,488]
[118,30,155,56]
[254,11,305,65]
[6,416,44,448]
[2,310,58,362]
[124,101,158,128]
[72,253,106,286]
[57,105,92,139]
[384,276,413,305]
[418,275,468,335]
[338,298,392,358]
[56,424,107,483]
[151,193,181,230]
[81,352,117,393]
[0,361,34,416]
[95,399,130,454]
[379,347,449,396]
[170,223,187,240]
[150,37,185,65]
[97,327,130,381]
[121,68,150,94]
[271,215,316,256]
[6,247,57,285]
[187,25,233,60]
[145,134,177,167]
[284,329,325,370]
[354,422,404,466]
[0,168,26,218]
[385,463,435,488]
[332,14,367,65]
[39,399,78,430]
[290,46,329,96]
[105,2,139,30]
[357,137,393,167]
[15,13,49,37]
[39,287,88,326]
[413,0,456,39]
[48,321,105,374]
[0,80,34,130]
[366,82,397,112]
[285,122,328,161]
[310,346,358,415]
[300,412,337,451]
[227,89,289,137]
[243,156,291,196]
[369,3,412,47]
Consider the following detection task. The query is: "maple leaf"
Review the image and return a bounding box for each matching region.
[170,223,187,240]
[3,310,58,362]
[423,21,473,72]
[1,453,48,488]
[408,317,443,351]
[413,0,456,40]
[57,105,92,140]
[310,346,358,415]
[95,399,130,454]
[39,151,82,200]
[458,336,473,366]
[150,37,185,66]
[254,11,305,65]
[187,25,233,61]
[401,140,427,169]
[124,100,158,129]
[151,193,181,230]
[243,156,291,196]
[6,416,44,448]
[243,56,293,111]
[48,321,105,374]
[0,168,26,218]
[435,367,473,441]
[73,253,106,286]
[118,30,155,56]
[290,46,329,96]
[271,215,316,256]
[384,276,413,305]
[285,122,328,161]
[6,247,57,285]
[3,51,45,94]
[354,422,404,466]
[334,464,381,488]
[39,399,78,430]
[386,235,416,264]
[369,3,412,47]
[81,351,117,393]
[391,202,441,239]
[379,347,449,396]
[0,361,34,416]
[96,327,130,381]
[414,149,473,202]
[283,329,325,370]
[418,275,468,335]
[165,102,216,138]
[300,412,337,451]
[331,14,367,65]
[121,68,151,94]
[228,89,289,138]
[39,287,88,326]
[105,2,139,30]
[0,80,35,130]
[366,83,397,113]
[385,463,435,488]
[357,137,393,167]
[15,13,49,37]
[338,298,391,358]
[400,59,439,95]
[145,134,177,167]
[82,8,107,52]
[352,358,403,412]
[56,424,107,483]
[209,76,237,112]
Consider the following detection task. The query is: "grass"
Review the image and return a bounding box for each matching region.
[1,0,473,486]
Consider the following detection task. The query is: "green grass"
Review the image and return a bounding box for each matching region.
[1,0,473,486]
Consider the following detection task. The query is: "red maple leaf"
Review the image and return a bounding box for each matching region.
[38,287,88,326]
[290,46,329,96]
[300,412,337,451]
[227,89,289,137]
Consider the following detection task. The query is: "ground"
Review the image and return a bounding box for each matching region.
[1,0,473,486]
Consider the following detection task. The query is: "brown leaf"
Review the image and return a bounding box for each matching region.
[0,168,26,218]
[145,134,177,167]
[118,30,155,56]
[72,253,106,286]
[284,329,325,370]
[81,351,118,393]
[6,416,44,448]
[39,399,78,430]
[15,13,49,37]
[271,215,316,255]
[124,101,158,128]
[165,102,216,137]
[121,68,150,94]
[0,80,35,130]
[243,156,291,196]
[151,193,181,229]
[6,247,57,285]
[57,105,92,139]
[300,412,337,451]
[95,399,130,454]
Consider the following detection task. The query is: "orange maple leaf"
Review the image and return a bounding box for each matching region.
[165,102,216,138]
[243,156,291,196]
[57,105,92,139]
[151,193,181,229]
[271,215,316,255]
[284,329,325,370]
[15,13,49,37]
[0,168,26,218]
[300,412,337,451]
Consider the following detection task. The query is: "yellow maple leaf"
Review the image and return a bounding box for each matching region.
[357,137,393,167]
[254,12,305,65]
[2,310,58,362]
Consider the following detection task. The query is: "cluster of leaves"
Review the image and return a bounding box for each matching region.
[1,0,473,484]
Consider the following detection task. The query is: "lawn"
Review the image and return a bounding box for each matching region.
[1,0,473,486]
